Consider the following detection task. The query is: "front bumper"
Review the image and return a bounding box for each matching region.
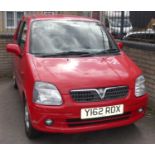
[29,94,148,134]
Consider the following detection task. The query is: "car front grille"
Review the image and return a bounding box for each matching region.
[67,112,131,127]
[70,86,129,103]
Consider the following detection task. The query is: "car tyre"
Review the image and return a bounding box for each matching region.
[24,102,40,139]
[13,75,18,89]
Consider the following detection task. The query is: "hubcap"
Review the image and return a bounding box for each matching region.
[25,105,30,129]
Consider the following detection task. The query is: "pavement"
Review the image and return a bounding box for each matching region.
[0,78,155,144]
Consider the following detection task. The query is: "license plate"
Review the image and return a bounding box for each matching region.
[81,104,124,119]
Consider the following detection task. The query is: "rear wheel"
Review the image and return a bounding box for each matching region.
[13,75,18,89]
[24,102,40,139]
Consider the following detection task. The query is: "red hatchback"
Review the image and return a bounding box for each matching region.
[6,15,148,139]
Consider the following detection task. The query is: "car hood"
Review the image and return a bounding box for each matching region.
[31,52,141,94]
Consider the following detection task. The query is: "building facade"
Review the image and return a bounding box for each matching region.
[0,11,104,34]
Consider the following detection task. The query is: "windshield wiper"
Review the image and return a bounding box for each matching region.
[33,50,93,57]
[33,49,120,58]
[93,48,120,55]
[105,48,120,53]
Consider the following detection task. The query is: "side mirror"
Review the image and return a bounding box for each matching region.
[6,44,21,56]
[117,42,123,49]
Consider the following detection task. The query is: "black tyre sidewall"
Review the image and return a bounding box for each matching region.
[24,102,40,139]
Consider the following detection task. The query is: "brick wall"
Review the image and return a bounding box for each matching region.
[123,46,155,105]
[0,35,13,77]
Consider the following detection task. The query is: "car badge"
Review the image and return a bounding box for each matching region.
[98,88,106,99]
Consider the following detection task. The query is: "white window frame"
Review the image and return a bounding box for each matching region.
[4,11,25,29]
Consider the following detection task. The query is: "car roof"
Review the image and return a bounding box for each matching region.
[22,14,99,22]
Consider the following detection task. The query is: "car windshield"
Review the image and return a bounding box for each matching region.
[110,19,131,27]
[30,20,118,56]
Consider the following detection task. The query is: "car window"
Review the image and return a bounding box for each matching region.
[124,31,155,43]
[18,21,27,50]
[17,21,24,42]
[30,20,118,55]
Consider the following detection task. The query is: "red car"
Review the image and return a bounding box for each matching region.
[6,15,148,139]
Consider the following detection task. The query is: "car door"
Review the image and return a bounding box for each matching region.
[14,21,27,94]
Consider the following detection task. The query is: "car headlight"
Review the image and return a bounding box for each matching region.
[33,82,62,105]
[135,75,146,97]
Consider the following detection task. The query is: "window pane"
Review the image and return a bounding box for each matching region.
[6,11,14,27]
[17,12,24,24]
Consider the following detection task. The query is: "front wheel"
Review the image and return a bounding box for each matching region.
[24,103,40,139]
